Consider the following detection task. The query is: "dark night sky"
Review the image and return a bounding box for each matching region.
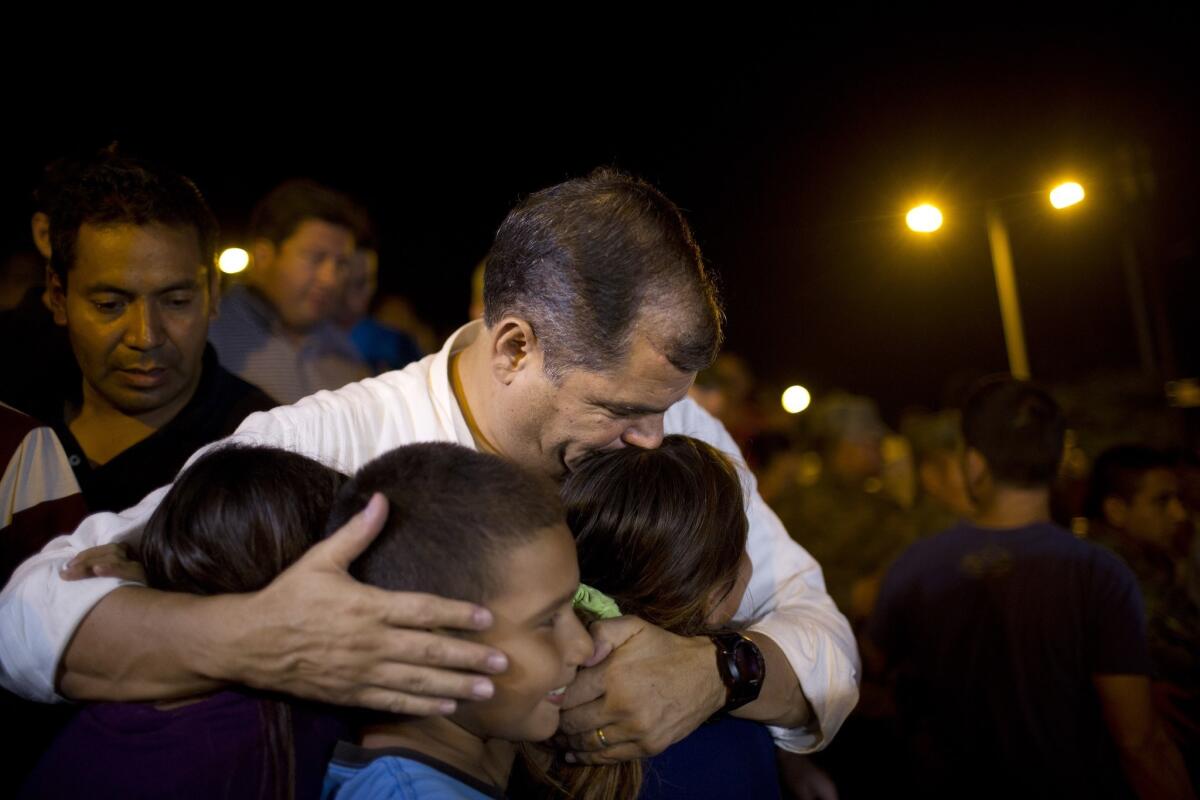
[3,33,1196,421]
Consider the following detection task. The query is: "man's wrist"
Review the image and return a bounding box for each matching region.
[186,592,247,685]
[691,634,729,718]
[708,630,766,718]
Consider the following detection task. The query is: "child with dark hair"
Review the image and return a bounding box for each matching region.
[322,442,595,799]
[522,434,776,800]
[21,445,348,800]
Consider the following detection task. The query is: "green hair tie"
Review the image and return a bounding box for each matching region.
[573,583,621,619]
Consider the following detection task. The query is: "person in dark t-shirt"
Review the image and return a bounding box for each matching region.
[868,377,1193,799]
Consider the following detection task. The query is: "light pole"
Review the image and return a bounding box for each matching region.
[906,181,1085,380]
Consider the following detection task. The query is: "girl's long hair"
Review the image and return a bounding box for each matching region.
[517,435,749,800]
[139,445,345,800]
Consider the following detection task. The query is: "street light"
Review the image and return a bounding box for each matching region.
[906,204,943,233]
[907,183,1086,380]
[782,385,812,414]
[1049,181,1085,209]
[218,247,250,275]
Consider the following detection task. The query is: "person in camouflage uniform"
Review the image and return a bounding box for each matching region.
[771,392,917,624]
[902,409,975,539]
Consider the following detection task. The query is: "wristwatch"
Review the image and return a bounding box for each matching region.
[709,630,765,717]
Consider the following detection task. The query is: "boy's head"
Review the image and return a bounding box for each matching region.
[560,435,751,636]
[140,445,345,595]
[326,443,592,742]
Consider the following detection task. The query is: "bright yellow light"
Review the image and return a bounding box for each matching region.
[782,385,812,414]
[218,247,249,274]
[906,204,943,233]
[1049,181,1085,209]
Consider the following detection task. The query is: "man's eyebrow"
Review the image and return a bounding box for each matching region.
[592,400,670,416]
[154,279,201,295]
[83,283,133,296]
[84,279,199,296]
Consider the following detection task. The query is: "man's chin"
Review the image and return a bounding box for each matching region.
[103,384,188,416]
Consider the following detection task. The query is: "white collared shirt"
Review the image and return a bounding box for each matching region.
[0,321,859,752]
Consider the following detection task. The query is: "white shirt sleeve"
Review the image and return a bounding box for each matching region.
[665,397,860,753]
[0,485,169,702]
[0,364,444,703]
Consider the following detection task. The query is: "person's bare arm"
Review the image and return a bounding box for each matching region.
[1093,674,1195,800]
[59,494,509,714]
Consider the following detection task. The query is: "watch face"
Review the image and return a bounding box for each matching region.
[732,639,765,688]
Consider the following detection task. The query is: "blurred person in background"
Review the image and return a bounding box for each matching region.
[1086,444,1200,783]
[209,179,370,403]
[333,243,422,375]
[869,378,1193,799]
[901,409,975,537]
[772,392,916,624]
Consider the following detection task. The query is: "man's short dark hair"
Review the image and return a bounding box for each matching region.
[962,376,1066,488]
[48,153,218,286]
[325,443,565,604]
[1083,444,1171,520]
[483,168,724,380]
[249,179,369,247]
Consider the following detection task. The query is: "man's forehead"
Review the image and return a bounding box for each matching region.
[77,220,200,251]
[73,222,206,287]
[285,218,356,248]
[576,363,695,411]
[1137,469,1178,496]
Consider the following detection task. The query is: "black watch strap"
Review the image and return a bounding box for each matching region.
[709,630,765,718]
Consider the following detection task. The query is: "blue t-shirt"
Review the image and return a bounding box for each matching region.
[349,318,423,375]
[323,742,504,800]
[868,521,1151,798]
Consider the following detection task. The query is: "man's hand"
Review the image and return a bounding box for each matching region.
[59,493,510,713]
[222,493,510,715]
[557,616,724,764]
[62,542,146,583]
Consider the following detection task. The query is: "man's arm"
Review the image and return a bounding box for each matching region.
[1093,674,1195,800]
[557,398,859,763]
[0,487,164,702]
[4,367,495,708]
[52,494,509,713]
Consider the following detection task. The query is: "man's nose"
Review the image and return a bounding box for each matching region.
[317,256,343,287]
[123,299,164,351]
[620,415,665,450]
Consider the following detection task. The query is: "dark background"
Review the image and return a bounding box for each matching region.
[4,32,1196,420]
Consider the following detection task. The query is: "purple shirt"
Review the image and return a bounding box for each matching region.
[20,689,345,799]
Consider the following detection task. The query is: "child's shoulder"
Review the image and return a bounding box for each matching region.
[324,743,504,800]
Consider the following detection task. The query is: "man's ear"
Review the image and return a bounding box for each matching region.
[251,238,275,280]
[918,459,942,497]
[47,268,68,327]
[31,212,51,260]
[488,316,541,385]
[1102,496,1129,529]
[963,447,992,500]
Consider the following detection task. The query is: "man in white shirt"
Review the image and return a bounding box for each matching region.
[0,169,858,762]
